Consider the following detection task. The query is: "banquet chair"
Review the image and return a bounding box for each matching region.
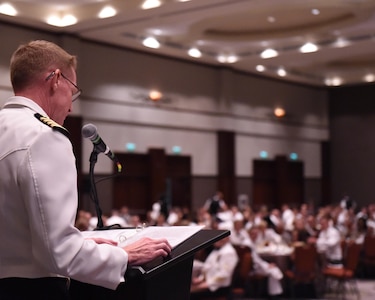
[322,241,362,300]
[230,245,253,299]
[359,233,375,277]
[284,244,318,298]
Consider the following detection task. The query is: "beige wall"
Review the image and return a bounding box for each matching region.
[0,23,329,208]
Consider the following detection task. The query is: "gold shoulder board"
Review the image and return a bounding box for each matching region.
[34,113,70,138]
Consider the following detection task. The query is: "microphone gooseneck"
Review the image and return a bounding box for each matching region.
[82,123,123,230]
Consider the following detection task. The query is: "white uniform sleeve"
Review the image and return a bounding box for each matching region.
[19,129,127,290]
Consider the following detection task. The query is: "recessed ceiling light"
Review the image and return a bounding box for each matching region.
[300,42,318,53]
[217,54,238,63]
[311,8,320,15]
[256,65,265,72]
[142,0,162,10]
[267,16,275,23]
[325,77,342,86]
[188,48,202,58]
[0,3,17,16]
[364,74,375,82]
[226,55,238,63]
[142,37,160,48]
[98,6,117,18]
[47,14,77,27]
[277,68,287,77]
[333,37,351,48]
[260,48,278,59]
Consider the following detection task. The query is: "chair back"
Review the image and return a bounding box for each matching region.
[232,245,253,288]
[344,242,362,272]
[363,234,375,259]
[293,244,318,281]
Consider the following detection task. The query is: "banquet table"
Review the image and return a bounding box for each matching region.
[256,244,294,272]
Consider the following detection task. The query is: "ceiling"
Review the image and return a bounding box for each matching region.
[1,0,375,87]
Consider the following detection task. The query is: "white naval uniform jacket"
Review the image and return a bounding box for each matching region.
[0,96,127,290]
[316,225,343,266]
[202,242,238,292]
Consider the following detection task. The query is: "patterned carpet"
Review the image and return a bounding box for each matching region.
[239,279,375,300]
[323,279,375,300]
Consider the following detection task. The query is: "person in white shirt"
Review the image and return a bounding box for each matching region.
[0,40,172,299]
[310,214,343,268]
[191,236,238,297]
[254,221,283,247]
[230,217,284,297]
[281,204,295,232]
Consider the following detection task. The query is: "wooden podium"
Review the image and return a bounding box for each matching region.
[69,229,229,300]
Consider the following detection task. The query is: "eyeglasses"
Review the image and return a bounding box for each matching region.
[45,71,82,102]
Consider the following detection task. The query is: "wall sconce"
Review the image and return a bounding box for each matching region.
[132,90,171,104]
[274,107,286,118]
[149,89,162,101]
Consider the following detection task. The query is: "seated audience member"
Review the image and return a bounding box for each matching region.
[254,205,269,227]
[281,204,295,233]
[291,218,312,245]
[350,216,367,244]
[305,214,319,238]
[231,219,284,298]
[253,221,283,247]
[75,210,92,231]
[269,208,282,229]
[106,209,128,228]
[190,235,238,297]
[230,213,250,246]
[309,214,343,268]
[246,226,284,297]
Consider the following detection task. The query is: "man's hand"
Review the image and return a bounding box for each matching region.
[123,237,172,266]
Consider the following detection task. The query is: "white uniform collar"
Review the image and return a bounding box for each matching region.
[2,96,49,117]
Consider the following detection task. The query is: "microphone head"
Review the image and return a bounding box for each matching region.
[82,123,97,141]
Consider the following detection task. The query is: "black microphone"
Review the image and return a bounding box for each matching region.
[82,123,122,172]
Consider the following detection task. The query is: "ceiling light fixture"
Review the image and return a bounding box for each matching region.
[47,14,77,27]
[300,42,318,53]
[188,47,202,58]
[142,0,162,10]
[142,37,160,49]
[260,48,278,59]
[311,8,320,15]
[256,65,265,72]
[333,37,351,48]
[0,3,17,16]
[217,54,238,63]
[267,16,275,23]
[277,68,287,77]
[364,74,375,82]
[98,6,117,18]
[325,77,342,86]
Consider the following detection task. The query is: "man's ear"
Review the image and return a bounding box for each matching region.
[50,69,61,91]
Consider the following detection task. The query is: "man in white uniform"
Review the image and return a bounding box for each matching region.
[310,214,343,268]
[191,235,238,298]
[230,217,284,297]
[0,40,171,299]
